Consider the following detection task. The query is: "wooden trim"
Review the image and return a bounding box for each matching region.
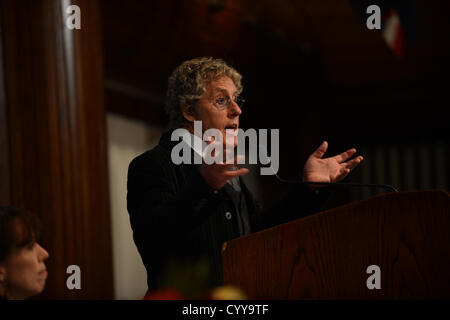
[0,0,113,299]
[0,7,11,206]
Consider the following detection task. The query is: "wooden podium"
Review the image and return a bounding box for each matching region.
[221,190,450,299]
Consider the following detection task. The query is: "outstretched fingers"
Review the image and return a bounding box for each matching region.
[333,155,364,182]
[220,154,249,178]
[342,155,364,170]
[334,148,357,163]
[223,167,249,178]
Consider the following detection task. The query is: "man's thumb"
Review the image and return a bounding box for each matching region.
[313,141,328,158]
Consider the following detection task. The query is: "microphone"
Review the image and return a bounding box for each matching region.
[255,142,399,193]
[274,174,399,193]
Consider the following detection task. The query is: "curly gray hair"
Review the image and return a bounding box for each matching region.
[165,57,243,127]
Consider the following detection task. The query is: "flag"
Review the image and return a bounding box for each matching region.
[381,8,404,58]
[350,0,416,59]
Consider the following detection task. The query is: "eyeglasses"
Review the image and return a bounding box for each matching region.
[212,94,245,110]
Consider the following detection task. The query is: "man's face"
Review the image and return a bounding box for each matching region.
[188,76,242,148]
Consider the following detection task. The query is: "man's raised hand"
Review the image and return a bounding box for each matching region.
[302,141,363,186]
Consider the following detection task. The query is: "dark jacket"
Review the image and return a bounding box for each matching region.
[127,129,330,290]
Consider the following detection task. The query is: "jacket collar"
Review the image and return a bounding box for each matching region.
[159,127,205,156]
[158,127,181,151]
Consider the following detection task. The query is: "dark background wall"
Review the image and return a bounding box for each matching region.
[101,0,449,210]
[0,0,448,299]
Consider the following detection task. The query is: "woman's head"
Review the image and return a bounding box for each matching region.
[0,206,49,300]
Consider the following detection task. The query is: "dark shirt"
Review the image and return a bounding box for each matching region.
[127,128,330,290]
[223,178,251,236]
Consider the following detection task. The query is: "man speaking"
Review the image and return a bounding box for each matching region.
[126,57,363,292]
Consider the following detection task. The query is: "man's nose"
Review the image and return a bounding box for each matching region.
[228,99,242,117]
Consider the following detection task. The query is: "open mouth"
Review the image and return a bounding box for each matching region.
[225,124,238,130]
[224,124,238,136]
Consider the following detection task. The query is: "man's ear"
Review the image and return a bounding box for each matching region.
[181,103,196,123]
